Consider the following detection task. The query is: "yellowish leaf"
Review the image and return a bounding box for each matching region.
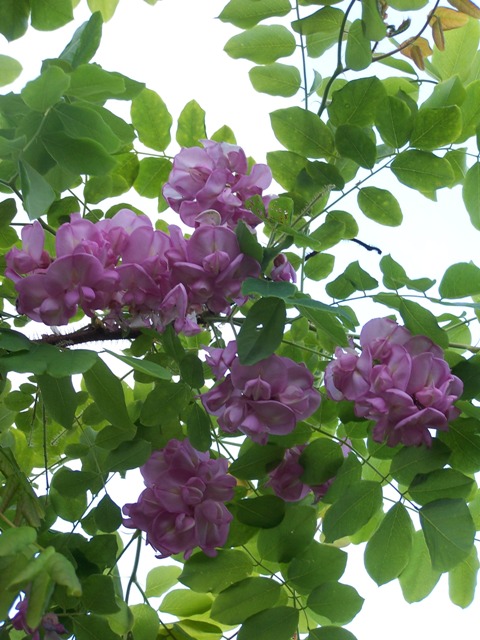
[447,0,480,19]
[431,16,445,50]
[432,7,470,29]
[400,37,433,70]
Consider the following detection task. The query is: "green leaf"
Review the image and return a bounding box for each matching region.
[249,63,301,97]
[53,102,121,153]
[179,550,254,593]
[74,614,122,640]
[179,353,205,388]
[399,530,441,603]
[423,76,466,110]
[420,499,476,571]
[299,438,344,485]
[390,440,451,485]
[308,629,358,640]
[18,160,56,220]
[459,81,480,141]
[46,551,82,596]
[210,577,281,624]
[236,220,264,263]
[133,156,172,199]
[445,148,467,186]
[236,496,285,528]
[83,359,135,434]
[375,95,413,148]
[237,297,286,365]
[105,439,151,473]
[432,19,480,82]
[305,252,335,281]
[51,467,96,497]
[439,418,480,473]
[59,12,103,68]
[140,380,191,426]
[104,349,171,380]
[30,0,73,30]
[66,64,126,101]
[409,469,475,505]
[292,7,344,35]
[266,151,307,190]
[448,546,479,608]
[463,162,480,230]
[410,106,462,151]
[307,581,364,624]
[328,77,386,127]
[145,565,182,598]
[0,526,36,556]
[305,8,345,58]
[224,25,296,64]
[0,0,29,41]
[21,65,70,112]
[94,494,122,533]
[364,503,414,585]
[287,542,347,593]
[390,150,454,192]
[130,604,159,640]
[357,187,403,226]
[218,0,291,29]
[82,574,119,613]
[37,374,77,430]
[361,0,386,40]
[335,125,376,169]
[238,606,299,640]
[241,277,296,299]
[345,20,371,70]
[160,589,212,617]
[228,442,284,480]
[185,402,212,452]
[439,261,480,298]
[257,505,317,562]
[176,100,207,147]
[131,88,172,151]
[87,0,120,21]
[322,480,383,542]
[270,106,334,158]
[42,131,117,176]
[398,299,448,347]
[0,55,22,87]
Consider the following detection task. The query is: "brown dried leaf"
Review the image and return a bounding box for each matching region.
[431,16,445,50]
[447,0,480,19]
[432,6,471,28]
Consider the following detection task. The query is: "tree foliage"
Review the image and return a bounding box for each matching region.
[0,1,480,639]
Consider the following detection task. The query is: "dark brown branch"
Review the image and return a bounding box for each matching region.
[37,323,142,346]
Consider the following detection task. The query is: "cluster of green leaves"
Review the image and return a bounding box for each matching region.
[0,1,480,639]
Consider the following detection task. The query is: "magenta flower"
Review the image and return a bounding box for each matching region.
[123,439,236,558]
[201,342,321,444]
[270,254,297,283]
[325,318,463,447]
[163,139,273,228]
[5,221,52,284]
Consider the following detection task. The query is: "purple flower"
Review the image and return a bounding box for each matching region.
[325,318,463,447]
[270,254,297,283]
[11,594,66,640]
[123,439,236,558]
[201,342,321,444]
[171,222,261,314]
[5,221,52,283]
[163,139,273,229]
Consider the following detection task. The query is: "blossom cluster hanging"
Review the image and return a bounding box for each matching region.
[325,318,464,447]
[201,341,322,445]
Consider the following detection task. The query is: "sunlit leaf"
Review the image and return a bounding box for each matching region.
[224,25,296,64]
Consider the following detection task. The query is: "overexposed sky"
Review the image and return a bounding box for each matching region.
[2,1,480,638]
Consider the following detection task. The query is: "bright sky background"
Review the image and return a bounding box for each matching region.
[3,1,480,638]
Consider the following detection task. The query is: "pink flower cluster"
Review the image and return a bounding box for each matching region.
[122,439,236,558]
[163,139,273,229]
[6,209,260,331]
[325,318,463,447]
[201,342,321,445]
[11,595,66,640]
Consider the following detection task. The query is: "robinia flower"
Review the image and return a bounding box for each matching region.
[163,139,273,228]
[122,439,236,558]
[325,317,463,447]
[201,342,321,444]
[11,594,67,640]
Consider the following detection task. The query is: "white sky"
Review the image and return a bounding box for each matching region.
[2,1,480,638]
